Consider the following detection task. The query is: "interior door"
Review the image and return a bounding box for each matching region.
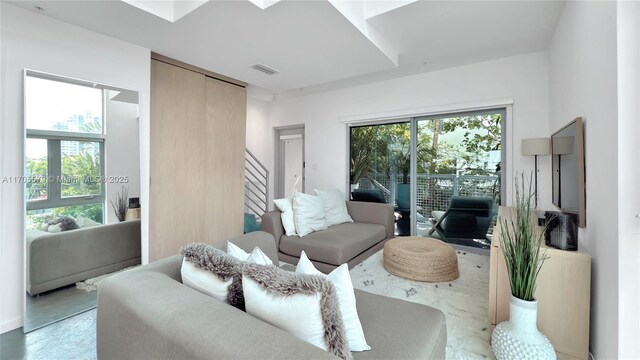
[275,127,305,199]
[150,59,206,261]
[282,135,304,196]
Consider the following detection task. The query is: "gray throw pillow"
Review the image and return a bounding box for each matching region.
[180,243,245,310]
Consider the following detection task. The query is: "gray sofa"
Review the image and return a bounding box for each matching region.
[27,220,141,295]
[97,231,446,360]
[262,201,395,273]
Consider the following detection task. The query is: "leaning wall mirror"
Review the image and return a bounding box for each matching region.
[23,70,141,332]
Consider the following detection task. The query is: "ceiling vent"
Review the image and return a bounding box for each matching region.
[251,64,279,75]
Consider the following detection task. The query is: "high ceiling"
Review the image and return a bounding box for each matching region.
[8,0,565,95]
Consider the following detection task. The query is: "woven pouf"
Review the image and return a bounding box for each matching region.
[383,236,459,282]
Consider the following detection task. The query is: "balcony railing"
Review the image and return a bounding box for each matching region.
[356,173,500,217]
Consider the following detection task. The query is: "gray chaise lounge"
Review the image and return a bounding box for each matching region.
[27,220,141,295]
[262,201,395,273]
[97,231,447,359]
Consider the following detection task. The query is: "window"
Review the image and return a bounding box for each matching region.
[25,76,103,134]
[25,72,106,230]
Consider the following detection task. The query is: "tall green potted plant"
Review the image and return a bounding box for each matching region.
[491,174,555,360]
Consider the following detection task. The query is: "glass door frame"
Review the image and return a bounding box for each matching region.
[347,107,508,236]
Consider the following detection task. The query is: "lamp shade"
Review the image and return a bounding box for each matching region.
[522,138,551,156]
[552,136,575,155]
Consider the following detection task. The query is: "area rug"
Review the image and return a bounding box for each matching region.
[75,266,139,292]
[350,248,494,359]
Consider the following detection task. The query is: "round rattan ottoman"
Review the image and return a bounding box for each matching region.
[383,236,459,282]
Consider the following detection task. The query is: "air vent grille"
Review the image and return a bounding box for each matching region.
[251,63,279,75]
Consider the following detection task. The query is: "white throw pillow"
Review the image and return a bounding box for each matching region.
[296,251,371,352]
[274,197,297,236]
[314,189,353,227]
[180,258,232,303]
[227,241,250,259]
[47,223,62,233]
[227,241,274,266]
[244,275,326,349]
[180,243,245,309]
[246,247,274,266]
[292,192,327,237]
[242,263,352,359]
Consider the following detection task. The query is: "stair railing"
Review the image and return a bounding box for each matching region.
[244,148,269,218]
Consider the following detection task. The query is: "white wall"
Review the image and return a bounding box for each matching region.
[266,51,551,208]
[246,97,273,209]
[0,3,150,333]
[548,1,620,358]
[105,93,141,224]
[246,97,271,166]
[616,1,640,358]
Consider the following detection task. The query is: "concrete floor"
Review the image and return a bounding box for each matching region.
[25,285,97,332]
[1,309,97,360]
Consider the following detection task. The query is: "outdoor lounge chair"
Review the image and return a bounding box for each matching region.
[351,189,387,203]
[428,196,496,248]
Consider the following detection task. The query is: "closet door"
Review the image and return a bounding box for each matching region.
[204,77,246,244]
[150,60,206,261]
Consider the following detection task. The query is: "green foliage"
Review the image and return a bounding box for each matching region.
[61,149,101,197]
[52,204,103,223]
[81,117,103,134]
[350,126,375,184]
[350,114,502,188]
[498,173,547,301]
[26,157,47,200]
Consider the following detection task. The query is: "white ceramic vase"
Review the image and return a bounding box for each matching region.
[491,295,556,360]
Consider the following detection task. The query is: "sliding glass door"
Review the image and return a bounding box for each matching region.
[349,109,504,248]
[350,121,413,235]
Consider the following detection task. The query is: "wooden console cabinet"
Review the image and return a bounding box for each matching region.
[489,207,591,360]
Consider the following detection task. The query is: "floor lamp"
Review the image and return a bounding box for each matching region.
[522,138,551,208]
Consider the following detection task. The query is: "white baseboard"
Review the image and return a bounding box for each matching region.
[1,317,23,334]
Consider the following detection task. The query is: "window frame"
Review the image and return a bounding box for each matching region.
[25,72,107,216]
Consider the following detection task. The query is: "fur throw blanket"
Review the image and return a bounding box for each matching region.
[43,216,79,232]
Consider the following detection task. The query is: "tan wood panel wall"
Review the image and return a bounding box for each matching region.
[149,58,247,260]
[150,60,206,261]
[204,77,246,245]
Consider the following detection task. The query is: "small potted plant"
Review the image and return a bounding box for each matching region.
[110,186,129,222]
[491,173,555,360]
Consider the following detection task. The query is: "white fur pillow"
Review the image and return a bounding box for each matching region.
[180,243,245,309]
[242,263,352,360]
[292,192,327,237]
[314,189,353,227]
[296,251,370,352]
[274,197,297,236]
